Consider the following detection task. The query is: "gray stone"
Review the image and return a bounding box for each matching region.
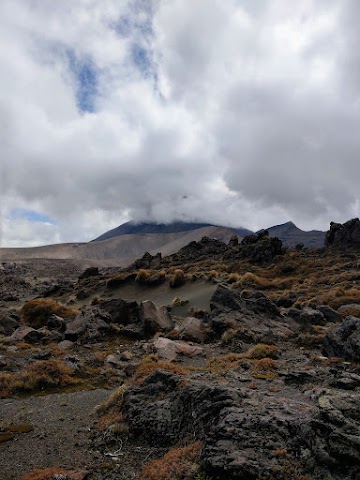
[323,316,360,361]
[140,300,174,336]
[178,317,206,343]
[8,326,44,344]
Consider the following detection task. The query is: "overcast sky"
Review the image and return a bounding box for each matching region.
[1,0,359,247]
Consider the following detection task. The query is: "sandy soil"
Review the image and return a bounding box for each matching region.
[0,389,109,480]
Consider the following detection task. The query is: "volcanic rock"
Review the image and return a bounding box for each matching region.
[325,218,360,250]
[323,316,360,361]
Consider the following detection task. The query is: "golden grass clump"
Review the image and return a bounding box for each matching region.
[136,269,152,283]
[96,384,127,415]
[95,384,127,431]
[253,358,278,372]
[245,344,279,360]
[227,273,241,284]
[20,298,78,329]
[0,360,76,397]
[133,356,188,384]
[140,442,203,480]
[239,272,272,289]
[314,287,360,310]
[170,269,185,288]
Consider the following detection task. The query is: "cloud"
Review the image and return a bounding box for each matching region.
[0,0,359,246]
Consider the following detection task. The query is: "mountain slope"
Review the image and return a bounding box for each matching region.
[265,221,325,248]
[0,226,243,267]
[93,221,253,242]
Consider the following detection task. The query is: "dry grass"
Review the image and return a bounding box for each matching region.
[253,358,278,372]
[140,442,202,480]
[170,269,185,288]
[136,269,152,283]
[96,384,127,414]
[133,356,188,384]
[245,344,279,360]
[208,353,242,375]
[20,298,78,329]
[0,360,76,397]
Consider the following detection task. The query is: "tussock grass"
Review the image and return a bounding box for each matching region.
[133,356,188,384]
[20,298,78,329]
[245,344,279,360]
[0,360,76,397]
[140,442,203,480]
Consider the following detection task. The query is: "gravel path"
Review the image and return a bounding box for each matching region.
[0,389,109,480]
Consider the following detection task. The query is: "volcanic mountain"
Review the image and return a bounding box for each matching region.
[93,221,253,241]
[265,221,326,248]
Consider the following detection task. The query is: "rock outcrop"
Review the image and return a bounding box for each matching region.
[323,316,360,362]
[209,285,295,343]
[325,218,360,250]
[121,370,360,480]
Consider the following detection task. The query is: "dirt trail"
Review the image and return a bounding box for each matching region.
[0,389,109,480]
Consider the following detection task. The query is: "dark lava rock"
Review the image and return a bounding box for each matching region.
[323,316,360,362]
[289,307,326,327]
[47,314,66,332]
[325,218,360,250]
[209,285,293,343]
[131,252,162,270]
[237,230,285,264]
[228,235,239,248]
[0,314,19,336]
[99,298,141,325]
[140,300,174,336]
[79,267,100,279]
[64,308,112,342]
[120,370,360,480]
[316,305,343,323]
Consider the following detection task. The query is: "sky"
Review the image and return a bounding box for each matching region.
[1,0,360,247]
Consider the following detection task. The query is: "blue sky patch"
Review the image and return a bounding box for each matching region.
[9,209,56,224]
[67,51,98,113]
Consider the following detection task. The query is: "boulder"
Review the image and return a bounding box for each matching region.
[47,314,66,332]
[0,315,19,336]
[237,230,285,263]
[8,326,44,344]
[99,298,141,325]
[120,372,360,479]
[79,267,100,279]
[325,218,360,250]
[153,337,203,361]
[289,306,326,327]
[178,317,206,343]
[65,309,112,342]
[316,305,343,323]
[209,285,292,343]
[323,316,360,361]
[140,300,174,336]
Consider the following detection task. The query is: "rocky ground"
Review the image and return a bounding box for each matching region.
[0,223,360,480]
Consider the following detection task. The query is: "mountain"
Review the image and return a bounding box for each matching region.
[265,221,325,248]
[0,226,241,267]
[93,221,253,242]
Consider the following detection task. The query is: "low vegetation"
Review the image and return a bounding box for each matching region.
[133,356,188,384]
[20,298,78,328]
[0,359,76,397]
[140,442,203,480]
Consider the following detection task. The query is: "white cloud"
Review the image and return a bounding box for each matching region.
[0,0,359,246]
